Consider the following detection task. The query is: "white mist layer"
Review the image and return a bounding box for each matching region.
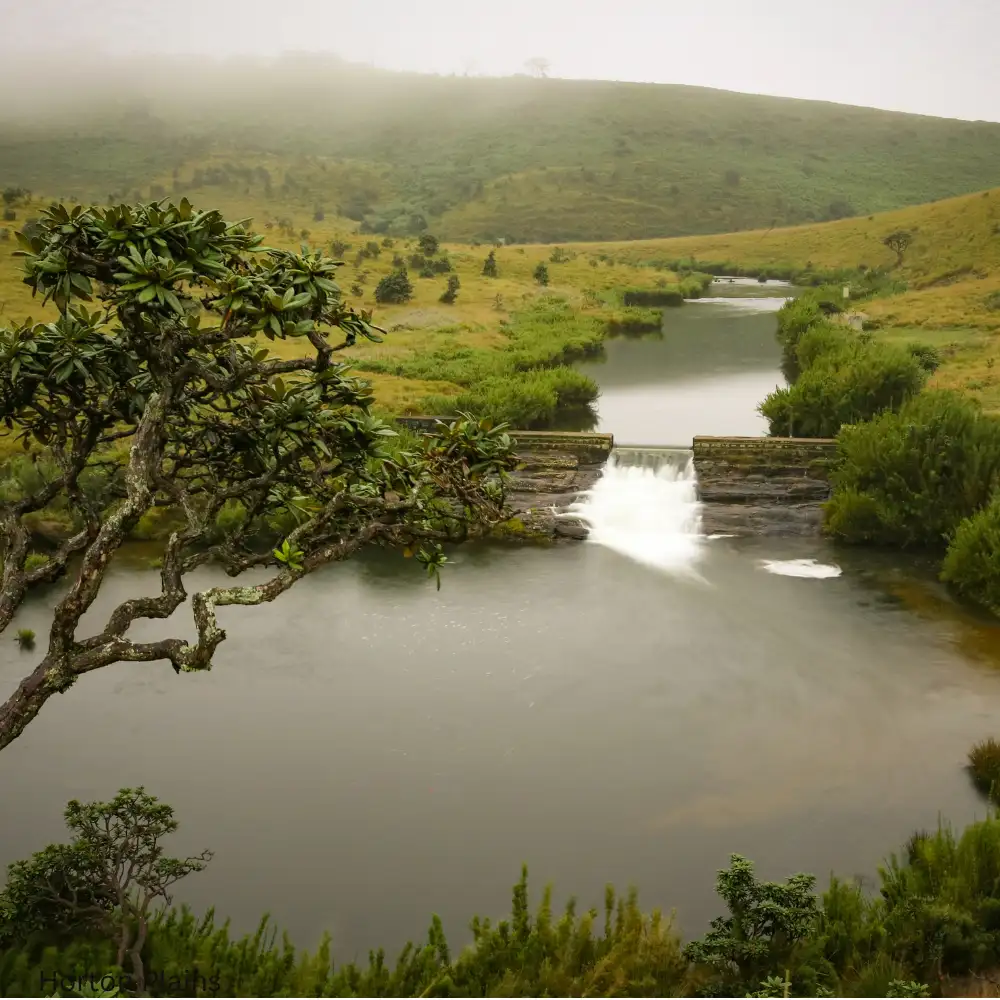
[758,559,842,579]
[569,452,704,577]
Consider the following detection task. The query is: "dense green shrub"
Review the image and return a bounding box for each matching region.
[941,498,1000,613]
[417,234,439,256]
[439,274,460,304]
[774,291,846,379]
[533,262,549,286]
[422,367,597,427]
[825,391,1000,548]
[374,269,413,304]
[905,343,942,373]
[759,337,926,438]
[966,738,1000,801]
[482,250,498,277]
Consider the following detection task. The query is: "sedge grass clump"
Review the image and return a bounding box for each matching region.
[968,738,1000,800]
[15,628,35,651]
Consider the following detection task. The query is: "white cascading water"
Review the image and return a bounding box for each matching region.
[567,448,705,577]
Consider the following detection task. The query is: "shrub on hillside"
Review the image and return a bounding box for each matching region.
[374,269,413,304]
[825,391,1000,548]
[906,343,942,374]
[533,262,549,286]
[439,274,460,304]
[417,234,439,256]
[482,250,499,277]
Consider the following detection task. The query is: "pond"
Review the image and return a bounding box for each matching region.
[3,286,1000,961]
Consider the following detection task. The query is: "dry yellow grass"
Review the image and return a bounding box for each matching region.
[3,184,999,408]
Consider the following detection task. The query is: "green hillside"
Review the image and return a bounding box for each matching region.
[1,53,1000,243]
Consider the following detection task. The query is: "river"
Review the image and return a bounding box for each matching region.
[3,283,1000,960]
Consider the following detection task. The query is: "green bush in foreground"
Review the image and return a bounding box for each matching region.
[26,785,1000,995]
[941,496,1000,614]
[825,390,1000,548]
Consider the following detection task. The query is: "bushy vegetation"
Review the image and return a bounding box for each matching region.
[374,268,414,304]
[825,391,1000,549]
[760,321,926,438]
[941,495,1000,613]
[20,784,1000,996]
[359,297,603,426]
[967,738,1000,801]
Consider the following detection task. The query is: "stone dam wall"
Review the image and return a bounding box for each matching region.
[396,419,837,539]
[692,435,837,536]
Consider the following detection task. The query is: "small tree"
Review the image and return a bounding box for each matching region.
[533,262,549,286]
[683,855,821,994]
[0,788,211,993]
[0,202,516,751]
[374,268,414,304]
[417,234,440,256]
[882,230,913,267]
[439,274,461,304]
[330,239,350,258]
[482,250,499,278]
[313,206,325,222]
[364,240,381,258]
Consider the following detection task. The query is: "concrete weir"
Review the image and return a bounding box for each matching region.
[692,435,837,536]
[396,419,838,539]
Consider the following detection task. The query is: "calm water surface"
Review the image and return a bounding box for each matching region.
[3,289,1000,960]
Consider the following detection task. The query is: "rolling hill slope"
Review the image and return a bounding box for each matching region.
[1,53,1000,243]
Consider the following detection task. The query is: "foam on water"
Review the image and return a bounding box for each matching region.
[569,449,704,577]
[758,559,842,579]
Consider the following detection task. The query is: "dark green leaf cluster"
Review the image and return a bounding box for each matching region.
[825,390,1000,548]
[374,269,413,304]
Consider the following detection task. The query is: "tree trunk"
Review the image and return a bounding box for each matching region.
[0,660,63,752]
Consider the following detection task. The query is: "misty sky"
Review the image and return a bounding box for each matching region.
[5,0,998,122]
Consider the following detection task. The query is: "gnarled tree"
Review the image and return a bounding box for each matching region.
[0,200,517,751]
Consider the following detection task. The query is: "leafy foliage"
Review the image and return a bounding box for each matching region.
[825,391,1000,548]
[0,200,518,752]
[416,234,439,256]
[0,789,210,994]
[966,738,1000,802]
[438,274,460,304]
[533,262,549,286]
[374,268,413,304]
[942,499,1000,616]
[482,250,498,278]
[759,330,926,438]
[684,856,826,996]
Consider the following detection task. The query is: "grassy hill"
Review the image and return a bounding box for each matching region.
[2,53,1000,243]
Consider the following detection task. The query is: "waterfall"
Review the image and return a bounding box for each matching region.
[568,448,704,576]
